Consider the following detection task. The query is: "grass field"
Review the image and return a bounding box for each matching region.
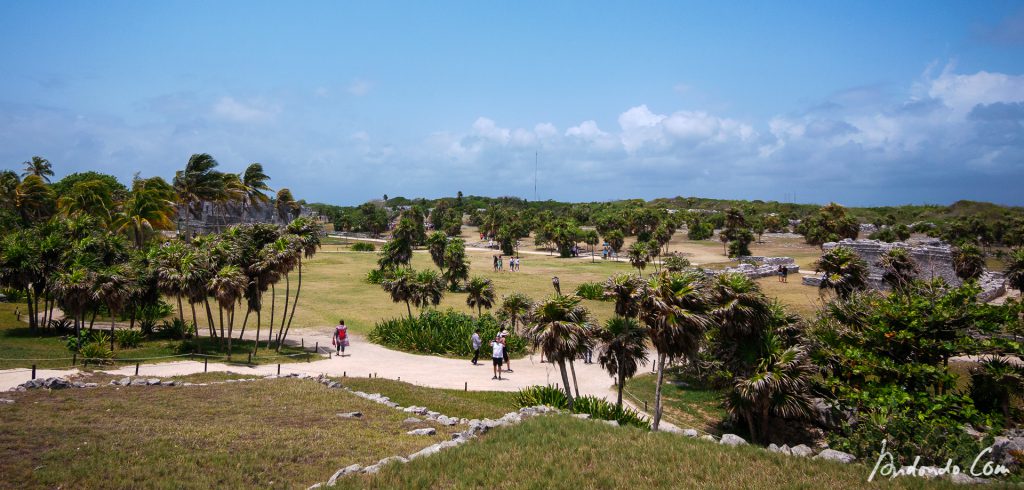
[0,303,312,371]
[0,375,461,489]
[334,415,952,489]
[623,370,727,434]
[338,377,518,420]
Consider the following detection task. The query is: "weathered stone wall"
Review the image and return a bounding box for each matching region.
[802,239,1006,302]
[177,201,319,234]
[706,256,799,280]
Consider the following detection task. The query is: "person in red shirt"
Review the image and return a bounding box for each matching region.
[333,319,349,356]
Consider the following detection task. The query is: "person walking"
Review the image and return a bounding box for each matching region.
[491,336,505,380]
[493,255,498,271]
[333,319,349,356]
[470,328,482,365]
[781,265,789,283]
[499,327,512,373]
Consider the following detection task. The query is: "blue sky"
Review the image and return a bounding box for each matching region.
[1,1,1023,206]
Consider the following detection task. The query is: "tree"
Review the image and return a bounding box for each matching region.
[15,175,55,224]
[603,273,645,318]
[605,230,625,255]
[92,265,133,351]
[173,153,225,235]
[952,244,986,281]
[21,156,54,182]
[441,238,470,290]
[277,217,323,350]
[524,294,593,408]
[209,265,246,358]
[627,241,649,276]
[582,230,599,263]
[115,176,177,248]
[382,268,416,319]
[426,231,448,271]
[798,202,859,247]
[275,188,299,222]
[970,357,1024,421]
[241,163,272,206]
[465,276,496,317]
[498,292,533,334]
[596,315,649,407]
[663,254,690,272]
[56,180,116,226]
[1007,248,1024,292]
[411,269,445,312]
[879,247,918,293]
[817,246,868,299]
[639,271,715,431]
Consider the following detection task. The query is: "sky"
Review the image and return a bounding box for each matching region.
[1,1,1023,207]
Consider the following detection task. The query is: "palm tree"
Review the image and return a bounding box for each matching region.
[596,315,649,407]
[209,265,247,359]
[242,163,272,207]
[879,247,918,292]
[275,188,299,223]
[603,273,645,318]
[442,238,470,290]
[93,266,132,351]
[115,176,177,248]
[53,266,96,339]
[426,231,448,271]
[465,276,496,317]
[952,244,986,281]
[411,269,445,312]
[0,231,41,329]
[0,170,20,209]
[524,294,593,408]
[173,153,224,236]
[14,175,55,223]
[639,271,715,431]
[583,230,600,263]
[710,273,773,369]
[1007,248,1024,292]
[498,292,533,334]
[382,268,416,319]
[627,241,649,276]
[57,180,115,227]
[971,356,1024,421]
[724,333,814,443]
[155,241,190,322]
[278,217,323,351]
[816,246,868,299]
[21,156,54,182]
[260,236,297,348]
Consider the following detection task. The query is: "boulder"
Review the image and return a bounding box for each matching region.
[682,429,699,438]
[572,413,591,420]
[991,435,1024,467]
[307,483,323,490]
[814,449,855,464]
[436,415,458,426]
[407,428,437,436]
[768,444,792,456]
[130,378,148,386]
[700,435,717,442]
[408,441,458,460]
[336,412,362,419]
[0,398,13,404]
[719,434,748,446]
[603,420,620,427]
[402,417,422,424]
[326,464,362,486]
[790,444,814,457]
[403,406,428,415]
[949,472,987,485]
[146,378,162,386]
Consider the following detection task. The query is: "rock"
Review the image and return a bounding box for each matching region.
[572,413,591,420]
[327,381,341,389]
[962,424,984,439]
[682,429,699,438]
[499,412,523,425]
[163,381,176,387]
[403,406,428,415]
[146,378,161,386]
[118,377,131,386]
[326,464,362,485]
[426,411,441,418]
[130,378,148,386]
[365,455,407,473]
[307,483,323,490]
[0,398,13,404]
[699,435,716,442]
[814,449,856,464]
[436,415,458,426]
[949,472,987,485]
[407,428,436,436]
[603,420,619,427]
[402,417,422,424]
[991,436,1024,466]
[768,444,792,456]
[83,383,98,388]
[719,434,748,446]
[72,381,85,388]
[408,441,458,460]
[336,412,362,419]
[790,444,814,457]
[916,466,942,479]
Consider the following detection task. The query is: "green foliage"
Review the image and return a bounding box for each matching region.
[816,246,868,299]
[351,242,376,252]
[604,230,625,253]
[514,385,569,409]
[573,282,605,300]
[79,341,113,365]
[115,328,144,348]
[365,268,389,284]
[797,202,859,246]
[157,318,195,340]
[1006,248,1024,291]
[65,330,90,352]
[0,287,25,302]
[514,386,649,428]
[662,254,690,272]
[868,224,910,242]
[369,309,525,356]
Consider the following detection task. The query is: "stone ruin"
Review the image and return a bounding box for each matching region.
[801,238,1006,302]
[705,256,799,280]
[176,201,330,235]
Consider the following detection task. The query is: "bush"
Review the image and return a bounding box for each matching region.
[80,342,113,366]
[369,309,525,356]
[514,386,649,428]
[351,242,376,252]
[366,269,390,284]
[0,287,25,302]
[574,282,605,301]
[48,318,74,334]
[115,329,144,348]
[65,331,90,352]
[174,339,198,355]
[663,255,691,272]
[157,318,195,340]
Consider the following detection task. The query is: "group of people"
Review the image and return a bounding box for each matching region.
[492,255,521,272]
[776,265,789,283]
[470,327,513,380]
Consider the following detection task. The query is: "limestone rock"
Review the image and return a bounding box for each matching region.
[146,378,162,386]
[603,420,619,427]
[814,449,855,463]
[719,434,747,446]
[683,429,699,438]
[336,412,362,419]
[402,417,422,424]
[572,413,591,420]
[326,464,362,486]
[790,444,814,457]
[700,435,716,442]
[407,428,437,436]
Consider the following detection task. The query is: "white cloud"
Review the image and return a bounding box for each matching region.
[211,97,276,123]
[348,79,373,96]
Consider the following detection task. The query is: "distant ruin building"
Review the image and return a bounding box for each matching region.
[802,238,1006,302]
[177,201,332,235]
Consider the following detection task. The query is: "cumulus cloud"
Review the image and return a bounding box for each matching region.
[347,79,373,96]
[211,97,277,123]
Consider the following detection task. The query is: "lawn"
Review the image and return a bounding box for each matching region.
[623,370,727,434]
[334,415,952,489]
[0,375,461,489]
[0,302,313,371]
[338,376,519,420]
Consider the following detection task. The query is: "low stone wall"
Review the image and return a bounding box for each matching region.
[706,256,799,280]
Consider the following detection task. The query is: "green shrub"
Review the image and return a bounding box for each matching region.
[157,318,195,340]
[115,329,144,348]
[0,287,25,302]
[175,339,198,355]
[65,331,90,352]
[351,242,376,252]
[369,309,525,356]
[48,318,74,334]
[663,255,691,272]
[574,282,605,301]
[366,269,390,284]
[515,386,649,429]
[80,342,113,366]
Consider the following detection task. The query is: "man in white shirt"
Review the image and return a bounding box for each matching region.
[471,329,482,365]
[491,337,505,380]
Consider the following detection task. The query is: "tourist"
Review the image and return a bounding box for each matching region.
[777,265,784,282]
[552,276,561,296]
[470,328,481,365]
[491,336,505,380]
[333,319,349,356]
[499,327,512,373]
[781,265,789,283]
[493,255,498,271]
[498,255,503,272]
[583,344,593,364]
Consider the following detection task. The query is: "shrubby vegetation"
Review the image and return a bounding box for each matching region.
[369,309,525,357]
[514,385,649,428]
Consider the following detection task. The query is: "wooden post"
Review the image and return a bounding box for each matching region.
[464,381,468,392]
[72,354,77,366]
[31,364,36,380]
[343,371,346,377]
[277,363,281,376]
[135,363,140,376]
[644,401,648,412]
[248,352,252,364]
[301,338,304,348]
[204,358,208,372]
